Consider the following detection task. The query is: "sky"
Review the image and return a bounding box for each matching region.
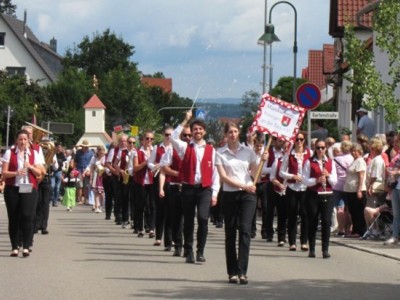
[14,0,333,100]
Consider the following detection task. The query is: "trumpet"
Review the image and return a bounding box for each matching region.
[122,169,130,185]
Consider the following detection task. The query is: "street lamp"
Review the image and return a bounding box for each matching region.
[258,1,298,102]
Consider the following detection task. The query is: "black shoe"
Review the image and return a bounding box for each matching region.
[132,229,139,234]
[216,222,223,228]
[196,251,206,263]
[164,246,172,252]
[137,232,144,238]
[266,237,273,242]
[116,221,122,225]
[186,251,195,263]
[322,251,331,259]
[52,203,58,207]
[308,251,316,258]
[251,232,256,239]
[239,275,248,285]
[183,249,189,258]
[105,215,111,220]
[173,248,182,257]
[33,229,38,234]
[41,229,49,235]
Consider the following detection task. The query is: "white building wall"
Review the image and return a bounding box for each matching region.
[85,108,105,133]
[0,18,51,85]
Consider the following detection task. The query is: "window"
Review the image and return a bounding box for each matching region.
[92,111,96,117]
[6,67,26,76]
[0,32,5,47]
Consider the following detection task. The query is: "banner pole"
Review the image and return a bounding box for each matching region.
[253,135,272,185]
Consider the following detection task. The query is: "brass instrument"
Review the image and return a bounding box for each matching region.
[97,165,105,177]
[26,122,55,167]
[122,169,130,185]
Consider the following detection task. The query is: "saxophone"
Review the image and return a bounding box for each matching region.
[121,150,131,185]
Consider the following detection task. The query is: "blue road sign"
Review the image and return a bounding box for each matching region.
[196,108,206,119]
[296,83,321,110]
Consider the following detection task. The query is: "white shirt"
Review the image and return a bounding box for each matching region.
[216,144,256,192]
[2,147,41,186]
[171,125,220,197]
[279,150,308,192]
[302,156,338,188]
[133,146,153,184]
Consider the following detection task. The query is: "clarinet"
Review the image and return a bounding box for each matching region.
[321,160,327,202]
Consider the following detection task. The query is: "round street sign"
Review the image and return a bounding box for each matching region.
[296,82,321,110]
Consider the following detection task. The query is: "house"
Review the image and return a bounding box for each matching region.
[0,10,62,85]
[141,77,173,93]
[328,0,395,135]
[76,94,113,149]
[302,44,335,103]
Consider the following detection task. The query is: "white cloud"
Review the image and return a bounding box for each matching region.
[15,0,333,98]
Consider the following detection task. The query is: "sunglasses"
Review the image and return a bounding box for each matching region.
[164,133,171,137]
[296,138,305,142]
[145,137,154,141]
[316,146,326,150]
[182,134,192,138]
[128,141,135,144]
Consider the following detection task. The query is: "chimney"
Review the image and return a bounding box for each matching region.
[23,9,27,39]
[50,37,57,53]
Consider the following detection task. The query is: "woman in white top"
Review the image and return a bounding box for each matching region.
[216,122,259,285]
[343,143,367,238]
[1,129,43,257]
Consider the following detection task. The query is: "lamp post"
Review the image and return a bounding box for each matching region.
[5,105,14,149]
[258,1,298,102]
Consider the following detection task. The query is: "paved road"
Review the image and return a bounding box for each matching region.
[0,195,399,300]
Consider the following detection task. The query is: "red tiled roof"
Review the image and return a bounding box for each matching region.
[307,50,325,89]
[337,0,374,27]
[323,44,335,74]
[83,94,106,109]
[141,77,172,93]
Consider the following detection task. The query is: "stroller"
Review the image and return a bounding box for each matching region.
[362,201,393,240]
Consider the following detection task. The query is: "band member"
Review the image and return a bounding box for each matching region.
[106,135,128,225]
[170,111,220,264]
[133,130,155,238]
[216,122,258,284]
[159,124,192,257]
[2,129,43,257]
[279,133,311,251]
[148,127,173,249]
[302,139,337,258]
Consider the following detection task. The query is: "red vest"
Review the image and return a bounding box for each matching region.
[307,158,333,192]
[134,150,154,186]
[287,148,311,183]
[119,149,128,170]
[180,143,213,187]
[111,147,120,165]
[5,148,38,189]
[155,145,166,164]
[167,148,182,184]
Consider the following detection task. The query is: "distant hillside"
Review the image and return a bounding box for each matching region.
[196,98,242,105]
[195,101,243,119]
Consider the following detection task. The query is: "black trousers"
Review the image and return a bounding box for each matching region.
[154,177,166,241]
[345,191,367,236]
[102,174,114,218]
[112,175,122,222]
[285,188,308,246]
[35,180,51,231]
[257,182,268,236]
[120,179,130,223]
[165,184,183,248]
[133,183,154,232]
[181,185,212,253]
[223,191,256,277]
[128,177,135,227]
[306,191,334,252]
[264,182,287,242]
[4,185,38,249]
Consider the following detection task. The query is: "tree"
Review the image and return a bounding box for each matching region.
[0,0,16,16]
[270,76,307,103]
[344,0,400,123]
[63,28,137,78]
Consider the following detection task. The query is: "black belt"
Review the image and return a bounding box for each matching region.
[183,183,203,188]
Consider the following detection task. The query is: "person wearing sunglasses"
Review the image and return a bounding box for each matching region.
[147,126,173,250]
[302,139,337,258]
[279,133,311,251]
[170,110,220,264]
[133,130,155,238]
